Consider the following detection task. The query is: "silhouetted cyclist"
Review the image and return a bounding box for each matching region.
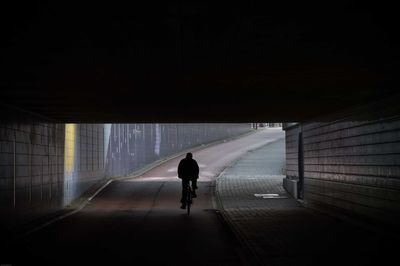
[178,152,199,209]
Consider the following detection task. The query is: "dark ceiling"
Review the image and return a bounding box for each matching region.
[1,2,399,122]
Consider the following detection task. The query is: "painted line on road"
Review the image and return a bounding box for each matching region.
[88,180,113,201]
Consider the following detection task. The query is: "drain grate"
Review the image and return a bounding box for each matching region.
[254,193,288,199]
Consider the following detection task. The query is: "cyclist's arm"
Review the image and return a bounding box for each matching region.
[194,161,199,179]
[177,160,183,179]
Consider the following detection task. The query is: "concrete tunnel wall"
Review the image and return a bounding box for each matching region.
[283,98,400,228]
[0,111,251,231]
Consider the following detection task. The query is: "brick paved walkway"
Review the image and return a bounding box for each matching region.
[216,139,396,266]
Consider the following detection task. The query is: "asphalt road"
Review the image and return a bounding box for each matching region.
[12,128,285,266]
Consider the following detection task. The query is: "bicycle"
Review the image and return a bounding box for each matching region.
[185,183,193,215]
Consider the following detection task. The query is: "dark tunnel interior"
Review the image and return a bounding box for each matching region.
[1,1,400,122]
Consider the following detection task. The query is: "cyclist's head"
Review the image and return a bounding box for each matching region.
[186,152,193,159]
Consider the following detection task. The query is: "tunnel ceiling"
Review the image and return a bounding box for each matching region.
[1,2,399,122]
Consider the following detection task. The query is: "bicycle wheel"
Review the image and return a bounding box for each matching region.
[186,187,192,215]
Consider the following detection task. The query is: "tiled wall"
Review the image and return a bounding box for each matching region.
[0,122,106,230]
[63,124,105,206]
[283,99,400,227]
[0,110,251,231]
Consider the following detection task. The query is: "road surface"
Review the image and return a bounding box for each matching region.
[13,128,285,266]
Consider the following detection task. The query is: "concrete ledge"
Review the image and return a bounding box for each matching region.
[283,177,298,199]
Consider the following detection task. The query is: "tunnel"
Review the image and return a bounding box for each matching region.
[1,2,400,266]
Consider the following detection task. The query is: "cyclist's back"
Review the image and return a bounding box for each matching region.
[178,157,199,180]
[178,153,199,209]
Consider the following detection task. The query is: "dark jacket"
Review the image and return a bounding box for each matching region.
[178,158,199,180]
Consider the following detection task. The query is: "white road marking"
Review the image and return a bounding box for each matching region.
[123,177,179,182]
[254,193,287,199]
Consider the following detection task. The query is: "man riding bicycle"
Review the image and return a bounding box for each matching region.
[178,152,199,209]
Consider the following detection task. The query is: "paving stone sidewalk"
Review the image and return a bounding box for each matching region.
[216,139,396,266]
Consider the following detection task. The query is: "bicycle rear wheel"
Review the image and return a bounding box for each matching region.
[186,187,192,215]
